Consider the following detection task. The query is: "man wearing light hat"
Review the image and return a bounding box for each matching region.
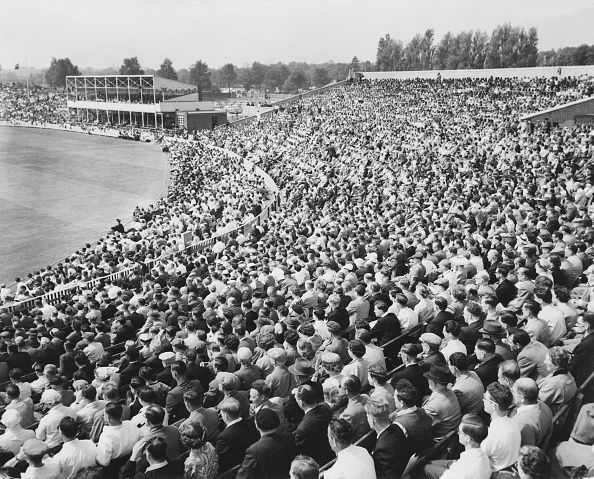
[20,438,61,478]
[36,389,77,450]
[266,347,296,400]
[419,333,446,369]
[0,409,35,455]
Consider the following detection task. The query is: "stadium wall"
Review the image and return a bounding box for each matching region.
[360,65,594,80]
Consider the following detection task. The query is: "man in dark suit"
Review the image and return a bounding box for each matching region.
[460,301,484,352]
[293,384,334,466]
[469,338,503,388]
[6,343,33,374]
[236,408,297,479]
[165,361,204,423]
[371,301,401,345]
[136,436,183,479]
[495,264,518,308]
[327,295,350,331]
[366,396,411,478]
[216,397,260,472]
[569,312,594,402]
[390,343,430,403]
[119,347,142,391]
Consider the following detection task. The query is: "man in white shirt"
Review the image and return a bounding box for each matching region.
[0,409,35,456]
[50,416,97,479]
[325,417,376,479]
[82,333,105,363]
[424,413,491,479]
[481,383,521,473]
[96,401,142,466]
[36,390,78,450]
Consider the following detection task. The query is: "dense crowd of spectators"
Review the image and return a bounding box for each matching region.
[0,73,592,479]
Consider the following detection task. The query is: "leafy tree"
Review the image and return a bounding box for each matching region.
[251,62,267,89]
[189,60,212,92]
[350,56,360,72]
[283,69,309,92]
[312,67,330,87]
[267,63,291,91]
[420,29,434,69]
[45,57,80,87]
[238,67,254,90]
[177,68,190,84]
[119,57,144,75]
[156,58,177,80]
[221,63,237,90]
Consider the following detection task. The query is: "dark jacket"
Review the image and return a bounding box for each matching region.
[236,431,297,479]
[166,379,203,423]
[470,353,504,388]
[390,364,430,404]
[371,313,402,346]
[216,418,260,472]
[373,424,411,479]
[6,351,33,374]
[495,279,518,308]
[293,403,334,466]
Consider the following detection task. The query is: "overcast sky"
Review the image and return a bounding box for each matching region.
[1,0,593,70]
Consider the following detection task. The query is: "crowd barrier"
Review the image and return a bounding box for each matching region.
[3,135,282,314]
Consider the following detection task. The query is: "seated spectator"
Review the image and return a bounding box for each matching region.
[322,321,350,366]
[441,320,467,362]
[20,438,61,479]
[320,352,346,408]
[448,352,484,415]
[422,365,461,443]
[507,329,549,381]
[4,384,35,427]
[356,328,386,369]
[520,301,550,347]
[324,418,376,479]
[31,363,58,395]
[510,378,552,448]
[266,347,295,400]
[138,436,183,478]
[516,445,550,479]
[218,373,250,419]
[289,455,320,479]
[51,416,97,479]
[179,387,219,444]
[236,408,296,479]
[368,363,395,413]
[469,338,504,387]
[339,375,371,441]
[36,389,77,450]
[249,379,286,427]
[370,300,401,344]
[481,382,521,474]
[538,346,577,414]
[234,347,262,390]
[424,413,491,479]
[180,423,218,479]
[0,410,35,456]
[390,379,433,457]
[96,401,142,467]
[166,361,203,423]
[8,368,32,399]
[73,385,106,435]
[390,343,430,402]
[293,384,334,466]
[366,396,411,479]
[130,387,170,435]
[418,333,446,370]
[216,398,259,472]
[555,403,594,470]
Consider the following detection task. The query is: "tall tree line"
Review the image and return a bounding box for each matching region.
[376,24,544,71]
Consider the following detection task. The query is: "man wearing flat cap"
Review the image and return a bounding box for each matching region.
[421,365,461,443]
[236,408,297,479]
[419,333,446,370]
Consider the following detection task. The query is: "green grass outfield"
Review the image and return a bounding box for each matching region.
[0,127,167,285]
